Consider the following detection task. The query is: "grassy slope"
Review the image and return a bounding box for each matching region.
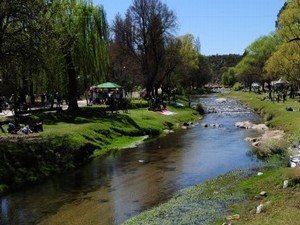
[122,91,300,225]
[39,104,200,156]
[0,99,200,194]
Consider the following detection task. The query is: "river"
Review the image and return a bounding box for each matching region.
[0,95,262,225]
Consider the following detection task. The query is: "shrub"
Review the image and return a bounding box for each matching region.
[196,103,205,115]
[233,82,243,91]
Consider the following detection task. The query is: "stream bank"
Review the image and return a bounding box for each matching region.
[0,102,201,196]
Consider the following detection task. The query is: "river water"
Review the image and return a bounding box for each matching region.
[0,95,262,225]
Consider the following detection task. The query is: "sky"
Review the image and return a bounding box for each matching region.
[93,0,286,56]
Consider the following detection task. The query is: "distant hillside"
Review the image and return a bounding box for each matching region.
[207,54,242,85]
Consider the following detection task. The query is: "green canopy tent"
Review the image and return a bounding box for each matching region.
[96,82,122,89]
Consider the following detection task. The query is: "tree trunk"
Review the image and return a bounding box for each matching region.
[65,51,79,111]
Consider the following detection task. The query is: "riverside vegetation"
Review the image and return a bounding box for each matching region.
[0,97,201,196]
[122,91,300,225]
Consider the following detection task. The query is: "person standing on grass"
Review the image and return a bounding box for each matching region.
[25,94,31,110]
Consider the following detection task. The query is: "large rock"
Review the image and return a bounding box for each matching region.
[235,121,254,129]
[235,121,268,130]
[215,98,227,103]
[246,130,284,147]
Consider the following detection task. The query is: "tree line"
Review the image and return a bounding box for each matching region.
[221,0,300,92]
[0,0,214,112]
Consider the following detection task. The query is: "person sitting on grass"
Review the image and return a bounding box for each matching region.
[20,125,32,134]
[7,121,17,134]
[28,118,43,132]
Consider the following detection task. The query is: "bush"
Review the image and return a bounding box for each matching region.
[233,82,243,91]
[196,103,205,115]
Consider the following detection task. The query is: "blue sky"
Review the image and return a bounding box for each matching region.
[93,0,286,55]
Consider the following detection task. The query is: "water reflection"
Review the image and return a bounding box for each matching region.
[0,96,262,225]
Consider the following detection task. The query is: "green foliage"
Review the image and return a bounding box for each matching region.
[178,34,199,70]
[232,82,243,91]
[0,0,109,108]
[222,67,237,86]
[277,0,300,43]
[233,34,280,88]
[265,41,300,84]
[0,0,50,95]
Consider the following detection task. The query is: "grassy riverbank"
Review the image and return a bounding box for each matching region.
[122,91,300,225]
[0,97,201,195]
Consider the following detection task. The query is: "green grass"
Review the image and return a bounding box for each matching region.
[36,105,199,155]
[233,167,300,225]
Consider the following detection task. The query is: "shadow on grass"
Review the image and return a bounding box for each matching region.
[31,107,143,130]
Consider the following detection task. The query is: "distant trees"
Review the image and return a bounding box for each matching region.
[222,67,237,87]
[209,54,242,85]
[234,35,280,91]
[228,0,300,91]
[265,0,300,86]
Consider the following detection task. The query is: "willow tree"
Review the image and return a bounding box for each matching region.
[49,0,109,111]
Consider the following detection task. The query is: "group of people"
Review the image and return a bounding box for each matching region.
[7,118,43,134]
[0,91,63,113]
[40,92,62,109]
[87,88,129,113]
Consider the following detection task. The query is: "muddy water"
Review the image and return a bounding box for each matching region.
[0,96,262,225]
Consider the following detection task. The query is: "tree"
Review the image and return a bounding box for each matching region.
[109,13,141,94]
[234,34,279,91]
[222,67,236,87]
[111,0,177,97]
[277,0,300,45]
[267,0,300,86]
[265,41,300,84]
[0,0,48,97]
[48,0,109,111]
[175,34,200,90]
[207,54,242,85]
